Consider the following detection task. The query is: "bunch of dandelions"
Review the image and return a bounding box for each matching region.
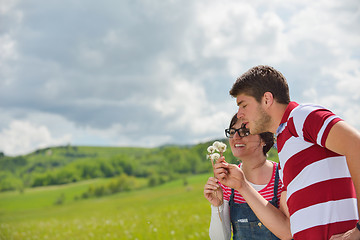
[207,141,227,222]
[207,141,227,168]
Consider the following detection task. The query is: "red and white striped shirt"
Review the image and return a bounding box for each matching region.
[221,161,283,207]
[276,102,358,239]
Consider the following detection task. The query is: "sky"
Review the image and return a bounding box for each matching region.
[0,0,359,156]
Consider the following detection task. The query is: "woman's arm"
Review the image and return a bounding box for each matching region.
[209,200,231,240]
[204,177,231,240]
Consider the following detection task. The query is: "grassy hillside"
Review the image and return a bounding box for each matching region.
[0,143,218,192]
[0,142,278,192]
[0,141,279,239]
[0,173,212,240]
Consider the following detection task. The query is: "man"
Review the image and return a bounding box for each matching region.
[215,65,360,239]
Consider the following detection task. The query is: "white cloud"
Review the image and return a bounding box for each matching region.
[153,77,233,140]
[315,60,360,128]
[0,34,17,60]
[0,120,72,156]
[0,34,18,87]
[0,0,359,155]
[192,0,292,77]
[326,61,360,101]
[150,55,233,139]
[302,88,318,103]
[77,46,105,68]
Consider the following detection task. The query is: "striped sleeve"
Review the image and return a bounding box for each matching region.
[220,183,231,202]
[291,105,343,147]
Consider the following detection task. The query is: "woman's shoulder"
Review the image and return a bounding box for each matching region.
[267,160,278,169]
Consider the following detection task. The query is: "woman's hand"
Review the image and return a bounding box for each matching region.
[204,177,223,207]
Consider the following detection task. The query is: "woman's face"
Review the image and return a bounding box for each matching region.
[229,119,264,158]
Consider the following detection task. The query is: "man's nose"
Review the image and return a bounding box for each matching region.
[237,108,244,119]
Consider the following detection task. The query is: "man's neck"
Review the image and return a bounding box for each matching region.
[268,102,289,133]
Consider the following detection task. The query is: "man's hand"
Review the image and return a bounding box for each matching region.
[329,227,360,240]
[213,157,246,192]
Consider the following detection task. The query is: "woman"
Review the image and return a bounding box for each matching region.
[204,114,292,240]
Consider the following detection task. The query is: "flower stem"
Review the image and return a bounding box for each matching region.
[212,159,222,223]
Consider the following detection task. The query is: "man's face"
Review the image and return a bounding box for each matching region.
[236,94,271,134]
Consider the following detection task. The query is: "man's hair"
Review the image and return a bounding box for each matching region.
[229,114,274,156]
[229,65,290,104]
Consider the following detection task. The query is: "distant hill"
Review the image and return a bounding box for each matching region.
[0,140,279,192]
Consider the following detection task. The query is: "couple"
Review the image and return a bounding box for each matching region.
[204,65,360,240]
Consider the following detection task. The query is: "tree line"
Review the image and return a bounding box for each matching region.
[0,142,279,192]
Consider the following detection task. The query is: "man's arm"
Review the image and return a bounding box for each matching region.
[326,121,360,239]
[214,160,292,239]
[239,181,292,239]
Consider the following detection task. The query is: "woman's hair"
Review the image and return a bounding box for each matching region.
[229,65,290,104]
[229,113,274,156]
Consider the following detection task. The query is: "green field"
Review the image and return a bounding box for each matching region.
[0,174,213,240]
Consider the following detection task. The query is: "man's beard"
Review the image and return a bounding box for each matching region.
[251,105,272,135]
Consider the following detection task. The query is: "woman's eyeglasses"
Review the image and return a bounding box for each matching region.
[225,127,250,138]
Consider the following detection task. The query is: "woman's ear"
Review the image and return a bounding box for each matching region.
[259,137,266,147]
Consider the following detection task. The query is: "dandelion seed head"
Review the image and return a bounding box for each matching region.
[210,153,220,161]
[207,146,215,154]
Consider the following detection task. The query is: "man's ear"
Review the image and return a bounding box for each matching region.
[263,92,274,108]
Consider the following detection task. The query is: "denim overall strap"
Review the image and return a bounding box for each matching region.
[229,164,281,240]
[270,164,280,208]
[230,188,235,203]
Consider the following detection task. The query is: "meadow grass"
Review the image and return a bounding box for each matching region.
[0,174,213,240]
